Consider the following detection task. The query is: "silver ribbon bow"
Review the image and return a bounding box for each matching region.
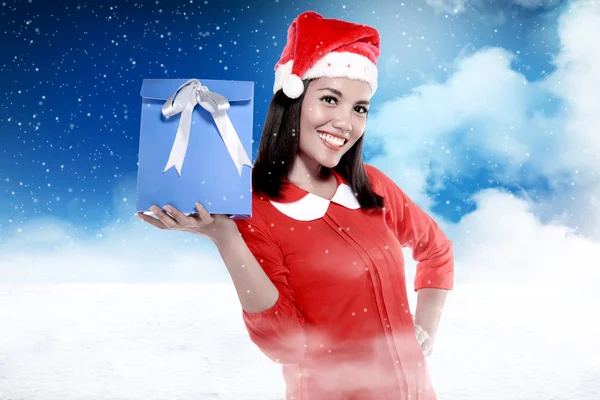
[161,79,252,176]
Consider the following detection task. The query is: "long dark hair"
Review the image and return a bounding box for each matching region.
[252,79,384,210]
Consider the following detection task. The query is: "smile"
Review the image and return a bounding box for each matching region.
[318,132,347,149]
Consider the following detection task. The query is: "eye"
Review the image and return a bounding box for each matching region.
[355,106,369,115]
[320,96,369,115]
[320,95,338,105]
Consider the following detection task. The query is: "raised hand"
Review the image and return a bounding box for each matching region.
[135,202,239,243]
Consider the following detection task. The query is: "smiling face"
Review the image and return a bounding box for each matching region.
[292,77,372,179]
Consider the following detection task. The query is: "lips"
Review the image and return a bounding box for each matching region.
[317,130,347,140]
[317,131,347,149]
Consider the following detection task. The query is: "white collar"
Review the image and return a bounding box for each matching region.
[269,182,361,221]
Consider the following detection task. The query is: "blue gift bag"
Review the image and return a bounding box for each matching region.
[136,78,253,220]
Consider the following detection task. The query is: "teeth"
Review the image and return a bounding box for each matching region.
[318,133,345,147]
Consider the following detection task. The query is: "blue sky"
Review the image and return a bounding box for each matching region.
[2,0,598,284]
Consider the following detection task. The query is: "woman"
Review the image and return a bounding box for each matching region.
[137,11,454,400]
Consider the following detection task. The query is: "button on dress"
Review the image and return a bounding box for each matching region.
[234,164,454,400]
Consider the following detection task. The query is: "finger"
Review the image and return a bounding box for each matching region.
[136,212,168,230]
[421,338,433,357]
[423,341,432,354]
[417,331,427,345]
[150,205,179,229]
[164,205,195,227]
[414,325,429,345]
[195,202,215,225]
[414,324,423,338]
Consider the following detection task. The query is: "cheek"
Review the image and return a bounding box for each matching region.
[299,125,319,149]
[301,103,330,127]
[351,128,365,142]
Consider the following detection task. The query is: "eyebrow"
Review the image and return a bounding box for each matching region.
[317,87,370,106]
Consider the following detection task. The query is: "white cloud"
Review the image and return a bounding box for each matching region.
[444,189,599,287]
[365,0,600,315]
[534,0,600,237]
[0,171,233,284]
[0,195,229,284]
[513,0,562,9]
[546,0,600,169]
[367,47,556,208]
[426,0,562,14]
[425,0,469,14]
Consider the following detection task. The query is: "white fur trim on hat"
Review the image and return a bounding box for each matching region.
[282,74,304,99]
[273,59,293,94]
[303,51,378,95]
[273,52,378,99]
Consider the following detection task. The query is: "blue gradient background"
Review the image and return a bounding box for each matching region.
[1,0,564,235]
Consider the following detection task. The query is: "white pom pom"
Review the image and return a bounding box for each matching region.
[282,74,304,99]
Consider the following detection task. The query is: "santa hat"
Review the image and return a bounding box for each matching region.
[273,11,380,99]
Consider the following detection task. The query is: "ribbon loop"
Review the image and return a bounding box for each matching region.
[162,79,252,177]
[196,85,230,113]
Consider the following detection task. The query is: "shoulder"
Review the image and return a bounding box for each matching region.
[364,163,385,181]
[233,193,276,234]
[364,163,394,193]
[363,163,409,206]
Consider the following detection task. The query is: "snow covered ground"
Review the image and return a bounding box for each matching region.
[0,283,598,400]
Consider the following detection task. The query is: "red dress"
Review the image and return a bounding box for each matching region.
[234,164,454,400]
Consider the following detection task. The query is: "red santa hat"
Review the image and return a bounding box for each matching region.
[273,11,381,99]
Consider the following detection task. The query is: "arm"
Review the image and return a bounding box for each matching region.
[414,288,448,341]
[213,212,306,365]
[214,230,279,314]
[366,164,454,340]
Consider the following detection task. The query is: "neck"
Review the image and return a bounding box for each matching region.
[287,154,328,185]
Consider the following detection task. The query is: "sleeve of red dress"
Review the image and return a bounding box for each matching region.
[366,164,455,292]
[233,211,307,364]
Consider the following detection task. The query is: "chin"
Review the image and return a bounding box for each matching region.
[317,155,342,169]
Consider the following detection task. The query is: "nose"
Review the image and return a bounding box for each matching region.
[332,116,353,134]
